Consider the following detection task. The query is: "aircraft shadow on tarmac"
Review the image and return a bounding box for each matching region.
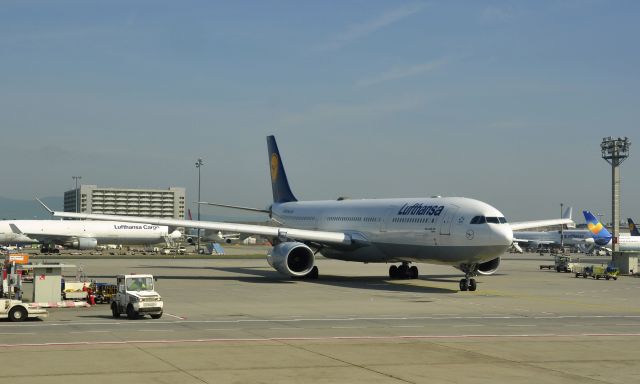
[92,265,460,294]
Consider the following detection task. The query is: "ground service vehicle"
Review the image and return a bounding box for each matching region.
[110,274,163,319]
[0,299,48,322]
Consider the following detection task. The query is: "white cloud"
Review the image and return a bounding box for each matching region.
[357,59,447,86]
[315,3,427,52]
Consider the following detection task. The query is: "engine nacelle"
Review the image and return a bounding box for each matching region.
[68,237,98,250]
[477,257,501,275]
[267,242,315,277]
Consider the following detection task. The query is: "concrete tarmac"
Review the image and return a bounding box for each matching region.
[1,250,639,383]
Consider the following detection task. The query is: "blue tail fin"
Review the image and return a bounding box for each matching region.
[628,218,640,236]
[267,135,297,203]
[583,210,612,246]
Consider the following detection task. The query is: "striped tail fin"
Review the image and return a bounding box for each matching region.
[267,135,297,203]
[583,210,612,246]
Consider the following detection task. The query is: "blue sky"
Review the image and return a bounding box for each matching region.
[0,0,638,222]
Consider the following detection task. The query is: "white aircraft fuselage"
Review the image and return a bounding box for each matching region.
[0,220,179,248]
[272,197,513,266]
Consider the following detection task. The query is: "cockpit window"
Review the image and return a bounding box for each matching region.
[470,216,487,224]
[470,216,507,224]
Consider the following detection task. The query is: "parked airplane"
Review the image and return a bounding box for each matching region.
[628,218,640,236]
[512,207,575,251]
[513,210,613,253]
[583,211,640,251]
[42,135,572,291]
[0,220,182,253]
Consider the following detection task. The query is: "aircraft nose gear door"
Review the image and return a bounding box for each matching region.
[439,206,459,236]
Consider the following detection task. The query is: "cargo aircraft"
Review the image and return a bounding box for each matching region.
[0,220,182,253]
[41,136,572,291]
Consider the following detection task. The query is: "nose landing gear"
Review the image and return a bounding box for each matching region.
[459,264,478,292]
[459,276,477,291]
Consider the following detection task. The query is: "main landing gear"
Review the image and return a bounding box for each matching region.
[389,262,419,279]
[459,264,478,292]
[40,244,59,254]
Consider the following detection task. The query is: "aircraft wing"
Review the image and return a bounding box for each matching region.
[47,211,354,246]
[509,218,574,231]
[512,238,556,245]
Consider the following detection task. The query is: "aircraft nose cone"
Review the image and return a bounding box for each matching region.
[493,225,513,246]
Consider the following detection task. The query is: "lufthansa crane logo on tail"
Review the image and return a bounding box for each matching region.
[270,153,279,183]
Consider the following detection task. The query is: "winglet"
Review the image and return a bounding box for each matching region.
[36,198,54,215]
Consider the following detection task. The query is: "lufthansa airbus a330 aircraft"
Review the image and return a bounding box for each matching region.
[43,136,572,291]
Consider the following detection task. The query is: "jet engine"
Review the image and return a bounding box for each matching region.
[476,257,501,275]
[267,242,315,277]
[68,237,98,250]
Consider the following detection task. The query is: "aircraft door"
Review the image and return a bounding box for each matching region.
[439,206,459,236]
[380,205,396,232]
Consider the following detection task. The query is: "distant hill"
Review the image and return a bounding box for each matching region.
[0,196,63,220]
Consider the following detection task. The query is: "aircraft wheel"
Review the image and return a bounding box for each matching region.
[468,279,477,291]
[389,265,398,279]
[459,279,468,291]
[409,266,419,279]
[397,264,408,278]
[308,266,319,279]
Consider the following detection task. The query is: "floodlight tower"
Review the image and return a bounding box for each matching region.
[600,137,631,252]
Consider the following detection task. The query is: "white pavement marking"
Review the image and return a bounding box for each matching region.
[3,314,640,329]
[163,313,186,320]
[3,333,640,348]
[139,329,174,332]
[0,332,35,335]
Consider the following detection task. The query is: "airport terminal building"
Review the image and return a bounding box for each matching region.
[64,185,186,219]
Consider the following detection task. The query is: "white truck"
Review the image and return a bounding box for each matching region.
[1,299,48,322]
[110,274,163,319]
